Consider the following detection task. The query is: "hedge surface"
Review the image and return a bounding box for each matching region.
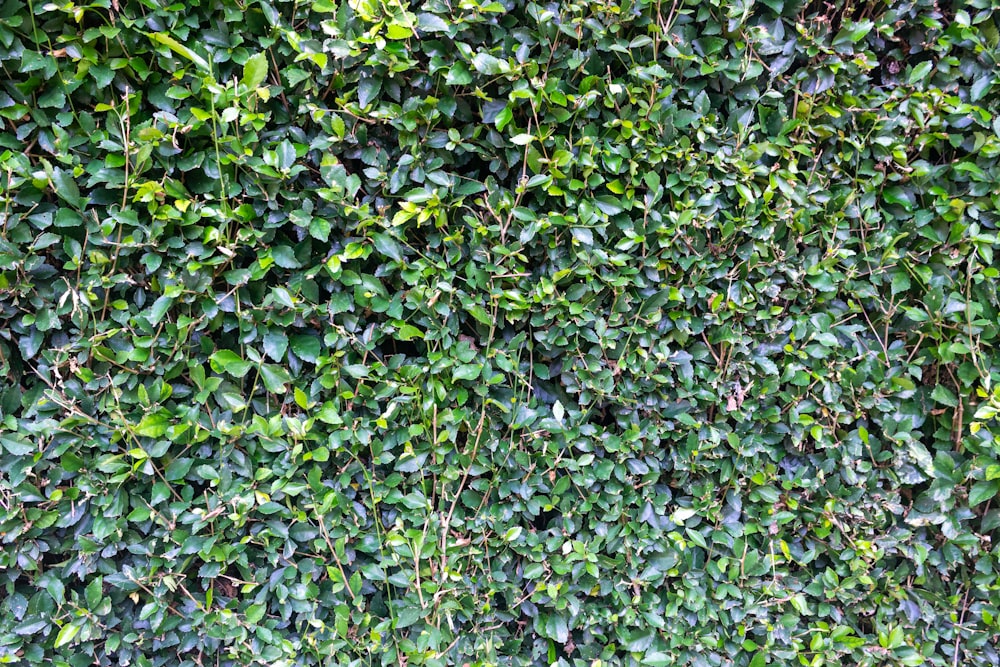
[1,0,1000,665]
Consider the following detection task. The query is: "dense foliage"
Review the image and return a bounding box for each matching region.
[2,0,1000,665]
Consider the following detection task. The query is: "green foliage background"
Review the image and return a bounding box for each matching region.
[2,0,1000,665]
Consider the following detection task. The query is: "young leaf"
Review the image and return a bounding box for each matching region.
[147,32,210,72]
[54,622,81,648]
[242,52,269,90]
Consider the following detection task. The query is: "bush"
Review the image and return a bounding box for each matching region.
[1,0,999,665]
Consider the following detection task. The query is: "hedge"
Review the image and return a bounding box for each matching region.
[1,0,999,665]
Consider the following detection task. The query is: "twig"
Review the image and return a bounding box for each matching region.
[952,588,969,667]
[701,331,721,366]
[859,300,890,367]
[317,514,356,601]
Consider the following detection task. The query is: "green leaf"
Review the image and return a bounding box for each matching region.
[452,363,482,381]
[245,603,266,624]
[983,509,1000,533]
[54,208,82,227]
[263,332,289,362]
[164,457,194,481]
[930,385,958,408]
[504,526,522,541]
[135,412,170,438]
[495,105,513,131]
[417,13,450,32]
[147,296,174,326]
[271,245,301,269]
[639,289,671,316]
[465,304,492,325]
[343,364,369,378]
[54,622,81,648]
[883,186,914,211]
[552,400,565,423]
[196,465,220,481]
[372,233,403,261]
[1,435,34,455]
[51,168,82,208]
[271,286,295,309]
[834,20,873,44]
[385,22,412,40]
[358,76,382,107]
[446,62,473,86]
[290,335,321,363]
[472,53,503,75]
[310,216,332,242]
[908,60,933,84]
[242,52,270,90]
[148,31,210,72]
[210,350,253,377]
[969,480,999,506]
[396,606,422,628]
[896,648,925,666]
[544,614,569,643]
[907,440,935,478]
[260,364,292,393]
[294,387,310,409]
[396,324,423,341]
[85,577,103,609]
[671,507,698,523]
[625,628,654,651]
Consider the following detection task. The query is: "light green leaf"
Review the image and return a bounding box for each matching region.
[54,622,81,648]
[210,350,253,377]
[85,577,103,608]
[148,32,210,72]
[417,13,449,32]
[907,439,935,478]
[385,22,412,40]
[135,412,170,438]
[358,76,382,107]
[446,62,473,86]
[453,363,482,381]
[671,507,698,523]
[396,324,423,341]
[472,52,503,75]
[245,603,266,624]
[260,364,292,393]
[242,52,269,90]
[908,60,933,85]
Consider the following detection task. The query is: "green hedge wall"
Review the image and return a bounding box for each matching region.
[2,0,1000,665]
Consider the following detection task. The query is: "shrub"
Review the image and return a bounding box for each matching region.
[1,0,999,665]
